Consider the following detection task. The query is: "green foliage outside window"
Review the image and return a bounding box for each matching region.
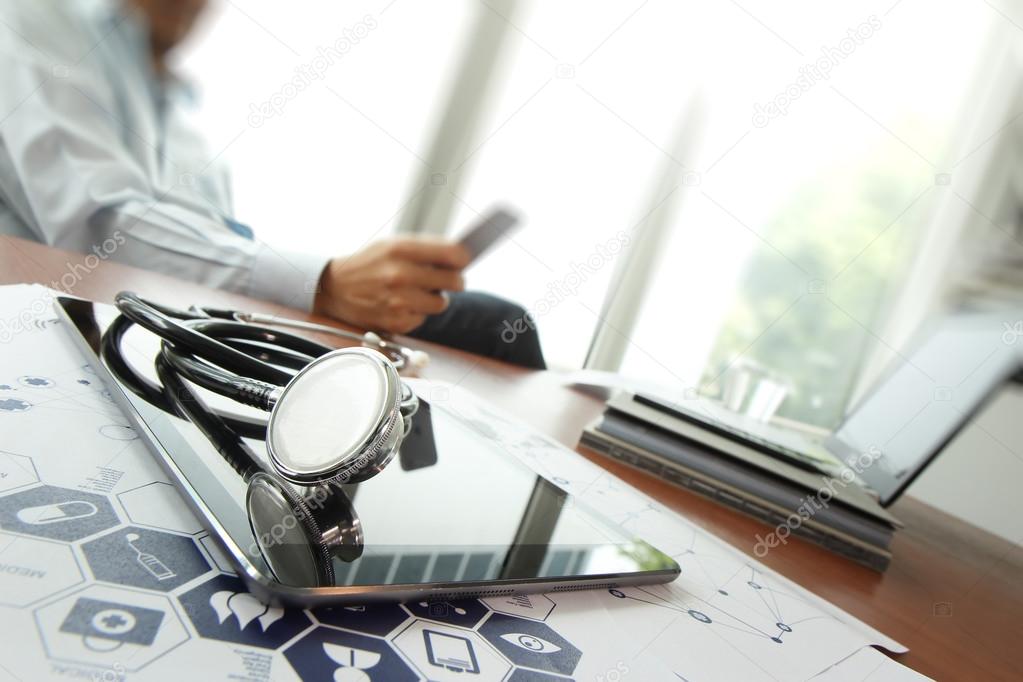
[700,138,934,429]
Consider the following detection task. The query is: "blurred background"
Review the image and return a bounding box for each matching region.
[174,0,1023,539]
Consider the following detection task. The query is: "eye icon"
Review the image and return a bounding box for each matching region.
[500,633,561,653]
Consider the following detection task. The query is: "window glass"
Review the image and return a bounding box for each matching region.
[180,1,1004,420]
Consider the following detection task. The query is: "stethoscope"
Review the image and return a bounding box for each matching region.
[102,291,422,585]
[155,301,430,372]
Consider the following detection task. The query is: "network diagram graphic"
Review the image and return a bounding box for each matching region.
[0,287,909,681]
[607,563,826,646]
[437,396,898,681]
[0,317,587,681]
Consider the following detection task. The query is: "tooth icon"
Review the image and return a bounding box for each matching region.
[323,643,381,669]
[324,642,381,681]
[209,591,284,632]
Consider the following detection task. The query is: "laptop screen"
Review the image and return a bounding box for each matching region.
[828,310,1022,506]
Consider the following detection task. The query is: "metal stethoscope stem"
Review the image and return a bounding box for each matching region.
[230,312,430,372]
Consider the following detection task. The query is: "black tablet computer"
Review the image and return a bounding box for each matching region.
[55,296,679,607]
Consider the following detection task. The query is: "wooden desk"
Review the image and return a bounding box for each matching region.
[2,235,1020,680]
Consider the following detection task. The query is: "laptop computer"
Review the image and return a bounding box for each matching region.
[635,309,1023,506]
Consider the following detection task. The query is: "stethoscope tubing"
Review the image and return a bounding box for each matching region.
[103,295,332,440]
[134,296,422,370]
[155,353,266,482]
[223,312,421,370]
[104,293,405,582]
[109,292,419,483]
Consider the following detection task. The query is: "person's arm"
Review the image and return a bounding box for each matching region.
[314,239,469,333]
[0,43,328,311]
[0,16,469,330]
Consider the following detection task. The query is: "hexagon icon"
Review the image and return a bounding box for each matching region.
[314,603,410,637]
[34,584,188,672]
[98,424,137,441]
[82,526,211,592]
[178,574,312,649]
[0,532,83,607]
[197,534,235,574]
[393,619,510,681]
[0,450,39,493]
[284,626,417,681]
[404,597,489,628]
[117,481,204,535]
[479,613,581,676]
[483,593,555,622]
[0,485,119,542]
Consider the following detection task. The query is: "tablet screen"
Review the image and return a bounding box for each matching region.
[57,297,678,598]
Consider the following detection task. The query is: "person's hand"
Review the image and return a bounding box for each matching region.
[313,237,470,334]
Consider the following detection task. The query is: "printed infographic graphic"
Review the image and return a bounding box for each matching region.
[0,285,923,681]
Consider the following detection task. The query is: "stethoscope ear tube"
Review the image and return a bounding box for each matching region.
[160,346,279,411]
[111,292,419,488]
[105,293,412,585]
[234,312,427,371]
[102,309,269,440]
[155,353,266,481]
[116,292,294,385]
[128,295,428,372]
[188,319,330,361]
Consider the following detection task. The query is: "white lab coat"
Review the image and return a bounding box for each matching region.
[0,0,327,310]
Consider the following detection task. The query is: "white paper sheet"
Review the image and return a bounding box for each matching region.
[811,646,933,682]
[0,284,928,681]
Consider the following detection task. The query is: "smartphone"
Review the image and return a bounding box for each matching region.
[457,207,521,263]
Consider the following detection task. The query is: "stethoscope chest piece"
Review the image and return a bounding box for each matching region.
[267,347,409,486]
[246,472,364,586]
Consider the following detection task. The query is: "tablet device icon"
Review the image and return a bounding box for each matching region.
[423,629,480,674]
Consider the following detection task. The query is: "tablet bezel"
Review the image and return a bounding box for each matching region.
[55,295,680,607]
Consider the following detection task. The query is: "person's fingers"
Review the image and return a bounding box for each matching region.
[392,263,464,292]
[379,311,426,334]
[385,288,449,315]
[389,238,471,269]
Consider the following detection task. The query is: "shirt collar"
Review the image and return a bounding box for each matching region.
[83,0,198,105]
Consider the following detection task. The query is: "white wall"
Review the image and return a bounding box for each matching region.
[906,383,1023,545]
[901,34,1023,546]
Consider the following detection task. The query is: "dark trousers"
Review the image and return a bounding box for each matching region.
[408,292,546,369]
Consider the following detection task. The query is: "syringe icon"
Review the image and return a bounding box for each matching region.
[125,533,176,581]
